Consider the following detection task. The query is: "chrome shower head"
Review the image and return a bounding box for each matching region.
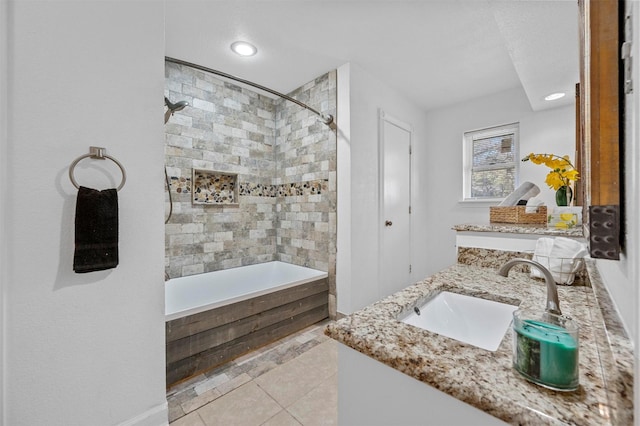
[165,97,188,112]
[164,97,189,123]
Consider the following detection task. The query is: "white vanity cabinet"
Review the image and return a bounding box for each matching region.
[338,344,508,426]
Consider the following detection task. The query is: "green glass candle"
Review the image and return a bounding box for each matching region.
[512,310,579,391]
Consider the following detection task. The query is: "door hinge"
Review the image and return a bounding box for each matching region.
[409,145,412,155]
[409,206,412,214]
[409,264,412,273]
[622,14,633,94]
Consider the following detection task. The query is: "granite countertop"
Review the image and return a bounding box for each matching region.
[326,262,633,425]
[453,223,584,238]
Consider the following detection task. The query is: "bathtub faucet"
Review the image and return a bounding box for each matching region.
[497,258,561,316]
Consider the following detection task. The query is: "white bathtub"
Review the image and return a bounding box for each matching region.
[165,261,328,321]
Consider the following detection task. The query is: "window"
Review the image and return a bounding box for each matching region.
[462,123,519,201]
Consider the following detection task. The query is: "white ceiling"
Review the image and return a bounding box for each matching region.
[165,0,578,112]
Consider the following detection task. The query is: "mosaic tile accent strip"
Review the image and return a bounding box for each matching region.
[170,178,329,198]
[238,179,328,197]
[192,170,238,205]
[237,182,277,197]
[170,176,191,194]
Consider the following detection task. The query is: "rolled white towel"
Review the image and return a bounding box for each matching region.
[548,237,588,285]
[531,238,554,280]
[498,182,540,206]
[549,237,588,258]
[525,197,544,214]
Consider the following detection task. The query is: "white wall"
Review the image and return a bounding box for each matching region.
[5,2,167,425]
[628,4,640,423]
[596,0,640,351]
[423,87,576,274]
[336,63,430,314]
[597,4,640,421]
[336,64,353,315]
[0,0,8,422]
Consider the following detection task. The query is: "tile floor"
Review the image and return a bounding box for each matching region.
[167,320,337,426]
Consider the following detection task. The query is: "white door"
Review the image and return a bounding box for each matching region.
[379,111,412,298]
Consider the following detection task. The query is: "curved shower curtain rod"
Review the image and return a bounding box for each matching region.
[165,56,334,126]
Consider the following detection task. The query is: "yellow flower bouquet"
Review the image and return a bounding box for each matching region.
[522,153,579,206]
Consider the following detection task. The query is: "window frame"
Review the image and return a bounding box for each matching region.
[462,122,520,202]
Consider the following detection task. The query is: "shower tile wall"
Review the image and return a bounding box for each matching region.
[275,71,337,317]
[165,62,277,277]
[164,63,337,316]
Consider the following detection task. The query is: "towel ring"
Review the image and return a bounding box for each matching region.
[69,146,127,191]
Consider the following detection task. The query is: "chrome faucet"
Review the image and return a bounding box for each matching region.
[498,258,561,315]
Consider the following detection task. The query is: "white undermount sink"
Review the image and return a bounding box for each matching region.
[401,291,519,351]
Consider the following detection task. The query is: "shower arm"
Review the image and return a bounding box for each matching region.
[165,56,334,126]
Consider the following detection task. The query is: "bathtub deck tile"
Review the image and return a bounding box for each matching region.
[315,333,330,342]
[234,346,268,366]
[215,372,252,396]
[194,373,229,395]
[275,343,309,365]
[292,339,324,357]
[257,333,298,353]
[167,374,208,396]
[202,362,234,380]
[174,370,251,414]
[168,400,187,423]
[260,338,309,366]
[168,388,198,422]
[168,387,198,405]
[295,332,316,344]
[246,360,280,379]
[210,362,248,381]
[238,337,308,378]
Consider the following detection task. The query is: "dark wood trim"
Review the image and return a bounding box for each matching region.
[579,0,620,207]
[575,83,583,208]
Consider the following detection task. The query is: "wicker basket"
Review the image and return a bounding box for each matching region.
[531,255,585,285]
[489,206,547,224]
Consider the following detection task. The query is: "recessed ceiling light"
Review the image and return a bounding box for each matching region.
[544,92,566,101]
[230,41,257,57]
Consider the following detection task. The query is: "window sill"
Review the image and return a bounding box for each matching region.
[457,198,503,208]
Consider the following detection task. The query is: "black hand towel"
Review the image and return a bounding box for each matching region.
[73,186,119,273]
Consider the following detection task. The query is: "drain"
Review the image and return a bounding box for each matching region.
[414,306,421,316]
